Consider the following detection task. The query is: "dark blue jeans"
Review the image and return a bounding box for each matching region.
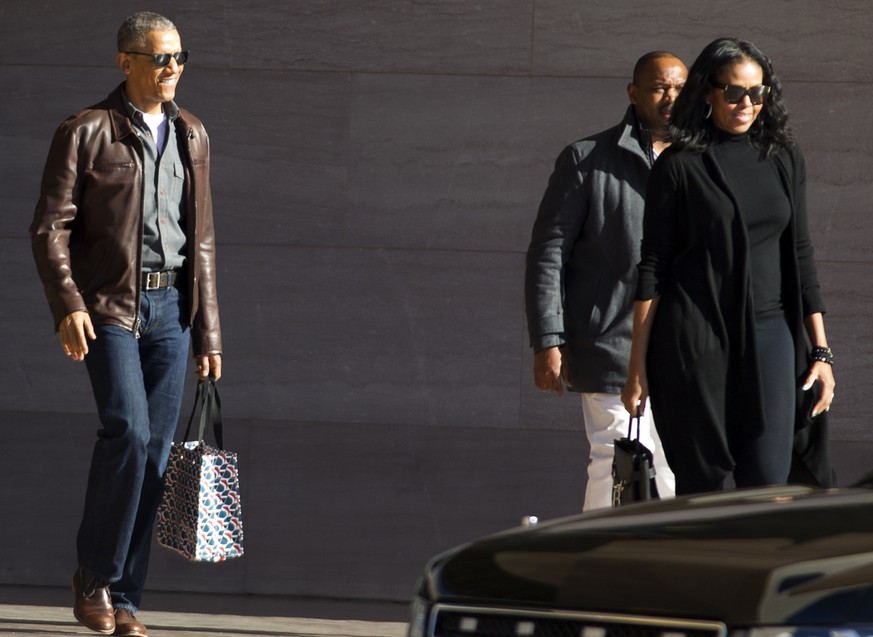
[79,286,190,612]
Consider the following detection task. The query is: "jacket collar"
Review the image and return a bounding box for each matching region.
[617,105,655,166]
[106,82,184,141]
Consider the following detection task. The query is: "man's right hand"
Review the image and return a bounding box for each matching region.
[59,311,96,361]
[533,346,569,396]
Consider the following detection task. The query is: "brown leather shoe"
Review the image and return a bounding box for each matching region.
[72,567,115,634]
[113,609,148,636]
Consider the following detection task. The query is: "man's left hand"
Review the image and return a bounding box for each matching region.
[196,353,222,381]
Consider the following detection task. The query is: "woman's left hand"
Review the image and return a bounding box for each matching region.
[803,360,835,418]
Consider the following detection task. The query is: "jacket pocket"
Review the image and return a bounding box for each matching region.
[90,162,135,172]
[84,162,137,197]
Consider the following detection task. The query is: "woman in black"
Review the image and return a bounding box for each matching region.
[621,38,836,495]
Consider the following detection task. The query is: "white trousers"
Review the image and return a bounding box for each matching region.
[580,393,675,511]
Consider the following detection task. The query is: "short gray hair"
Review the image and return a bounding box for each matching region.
[117,11,177,51]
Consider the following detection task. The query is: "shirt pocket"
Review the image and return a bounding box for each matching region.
[169,160,186,201]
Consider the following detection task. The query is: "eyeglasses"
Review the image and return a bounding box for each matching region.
[710,81,770,105]
[123,50,189,68]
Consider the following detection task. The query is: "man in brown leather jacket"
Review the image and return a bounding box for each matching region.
[30,11,221,636]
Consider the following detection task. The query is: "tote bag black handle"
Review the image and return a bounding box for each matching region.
[181,376,224,450]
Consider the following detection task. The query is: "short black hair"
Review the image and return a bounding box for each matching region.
[632,51,680,85]
[117,11,177,52]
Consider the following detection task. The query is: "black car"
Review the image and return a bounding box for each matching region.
[407,485,873,637]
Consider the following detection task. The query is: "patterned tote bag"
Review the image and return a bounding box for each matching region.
[157,377,245,561]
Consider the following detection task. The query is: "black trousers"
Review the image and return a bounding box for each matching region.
[732,313,796,487]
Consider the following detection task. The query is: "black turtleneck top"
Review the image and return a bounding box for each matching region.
[712,132,791,319]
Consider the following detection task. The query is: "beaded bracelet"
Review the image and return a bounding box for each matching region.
[811,346,834,366]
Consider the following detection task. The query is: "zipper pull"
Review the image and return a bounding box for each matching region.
[134,318,142,339]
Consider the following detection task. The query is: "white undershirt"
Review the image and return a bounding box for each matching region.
[141,111,168,151]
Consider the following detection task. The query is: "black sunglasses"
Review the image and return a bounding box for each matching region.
[710,81,770,105]
[123,50,189,68]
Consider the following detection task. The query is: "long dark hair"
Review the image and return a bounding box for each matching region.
[669,37,794,157]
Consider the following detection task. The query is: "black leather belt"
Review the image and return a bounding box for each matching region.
[141,270,179,290]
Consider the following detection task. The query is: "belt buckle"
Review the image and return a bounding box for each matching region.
[145,271,161,290]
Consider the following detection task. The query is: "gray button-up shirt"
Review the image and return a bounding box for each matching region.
[125,91,187,273]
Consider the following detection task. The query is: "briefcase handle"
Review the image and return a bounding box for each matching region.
[627,412,642,442]
[181,376,224,449]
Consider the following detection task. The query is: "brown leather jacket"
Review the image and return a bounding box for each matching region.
[30,84,221,356]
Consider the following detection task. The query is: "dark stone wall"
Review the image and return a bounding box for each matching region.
[2,1,871,603]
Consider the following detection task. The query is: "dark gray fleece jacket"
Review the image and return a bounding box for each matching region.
[525,106,654,393]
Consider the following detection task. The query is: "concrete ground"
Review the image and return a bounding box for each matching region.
[0,586,410,636]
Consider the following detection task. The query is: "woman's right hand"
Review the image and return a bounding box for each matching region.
[621,366,649,416]
[622,298,660,416]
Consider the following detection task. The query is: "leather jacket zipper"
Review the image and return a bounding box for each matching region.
[133,128,145,340]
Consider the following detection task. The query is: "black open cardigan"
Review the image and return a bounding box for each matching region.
[637,141,835,489]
